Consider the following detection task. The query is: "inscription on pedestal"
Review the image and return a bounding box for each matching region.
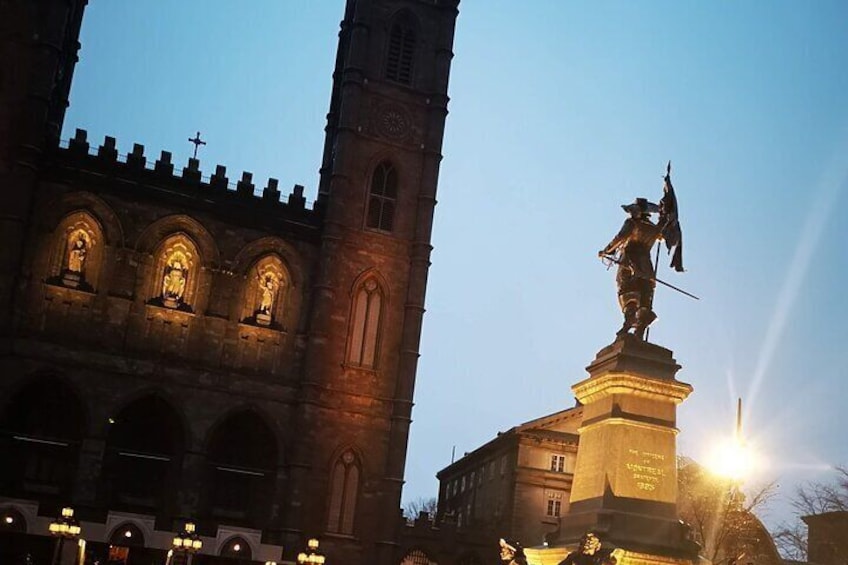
[626,449,666,492]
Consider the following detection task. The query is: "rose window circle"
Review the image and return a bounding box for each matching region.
[378,106,410,139]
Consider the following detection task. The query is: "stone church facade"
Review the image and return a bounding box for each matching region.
[0,1,459,564]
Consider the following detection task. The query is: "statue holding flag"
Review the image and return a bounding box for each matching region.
[598,162,690,340]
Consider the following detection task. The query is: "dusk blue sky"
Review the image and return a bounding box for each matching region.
[63,1,848,533]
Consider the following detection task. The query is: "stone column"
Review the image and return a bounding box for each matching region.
[72,437,105,505]
[531,336,699,565]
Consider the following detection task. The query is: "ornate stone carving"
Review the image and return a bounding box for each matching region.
[364,97,419,145]
[377,103,412,140]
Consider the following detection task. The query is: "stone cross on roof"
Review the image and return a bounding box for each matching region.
[188,131,206,159]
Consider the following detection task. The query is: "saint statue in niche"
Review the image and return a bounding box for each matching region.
[67,235,87,272]
[61,231,90,289]
[255,273,278,326]
[161,260,187,308]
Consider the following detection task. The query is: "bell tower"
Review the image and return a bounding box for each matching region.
[0,0,87,340]
[289,0,459,563]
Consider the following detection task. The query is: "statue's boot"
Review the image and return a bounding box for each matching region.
[618,305,638,337]
[634,308,657,339]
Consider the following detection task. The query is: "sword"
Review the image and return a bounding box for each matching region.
[600,254,700,301]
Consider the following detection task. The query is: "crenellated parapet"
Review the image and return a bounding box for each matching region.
[53,129,325,234]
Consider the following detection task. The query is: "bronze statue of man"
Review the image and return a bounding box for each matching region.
[599,197,663,339]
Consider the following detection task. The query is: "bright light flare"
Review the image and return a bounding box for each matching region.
[707,435,756,482]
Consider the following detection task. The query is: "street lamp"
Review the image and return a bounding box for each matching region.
[707,399,757,485]
[297,538,326,565]
[48,507,81,565]
[172,521,203,564]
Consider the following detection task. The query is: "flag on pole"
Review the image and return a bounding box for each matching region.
[660,162,684,272]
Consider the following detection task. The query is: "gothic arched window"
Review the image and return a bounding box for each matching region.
[103,395,183,512]
[327,450,360,535]
[386,16,416,84]
[347,277,383,369]
[366,162,397,232]
[206,410,277,527]
[0,377,84,501]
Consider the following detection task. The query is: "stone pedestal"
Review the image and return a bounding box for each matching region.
[535,336,699,564]
[61,269,81,288]
[256,311,272,326]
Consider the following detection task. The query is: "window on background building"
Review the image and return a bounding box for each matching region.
[366,161,397,232]
[546,491,564,517]
[489,461,495,480]
[550,454,566,473]
[500,455,507,475]
[470,471,475,488]
[461,475,466,492]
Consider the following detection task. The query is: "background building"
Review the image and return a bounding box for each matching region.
[436,406,582,547]
[433,405,786,565]
[0,1,459,564]
[803,511,848,565]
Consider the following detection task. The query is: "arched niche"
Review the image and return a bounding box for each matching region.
[240,254,290,329]
[46,210,105,292]
[108,522,145,547]
[220,536,253,560]
[145,233,201,313]
[39,191,124,247]
[0,507,27,533]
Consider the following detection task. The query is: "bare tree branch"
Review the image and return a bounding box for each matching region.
[403,496,438,520]
[770,465,848,559]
